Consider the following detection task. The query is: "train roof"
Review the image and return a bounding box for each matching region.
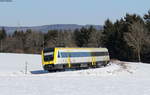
[56,47,107,49]
[43,47,108,52]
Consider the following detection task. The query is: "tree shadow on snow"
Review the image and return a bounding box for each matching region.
[30,69,84,74]
[30,70,49,74]
[30,67,106,74]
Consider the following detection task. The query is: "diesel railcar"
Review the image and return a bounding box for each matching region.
[41,47,110,71]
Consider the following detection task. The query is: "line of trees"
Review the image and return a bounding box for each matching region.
[102,10,150,63]
[0,10,150,63]
[0,26,102,54]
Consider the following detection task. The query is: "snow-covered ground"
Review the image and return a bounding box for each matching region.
[0,53,150,95]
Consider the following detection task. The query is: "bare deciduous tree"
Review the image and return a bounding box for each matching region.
[25,31,44,53]
[87,31,102,47]
[63,31,76,47]
[124,21,149,62]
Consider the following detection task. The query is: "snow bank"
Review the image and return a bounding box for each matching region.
[0,53,145,77]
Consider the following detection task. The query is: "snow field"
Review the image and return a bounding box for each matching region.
[0,53,150,95]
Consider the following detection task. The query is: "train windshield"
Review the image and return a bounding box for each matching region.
[43,48,54,61]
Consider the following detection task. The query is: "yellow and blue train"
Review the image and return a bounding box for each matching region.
[41,47,110,71]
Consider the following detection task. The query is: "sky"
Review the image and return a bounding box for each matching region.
[0,0,150,26]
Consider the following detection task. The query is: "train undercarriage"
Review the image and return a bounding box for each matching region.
[43,61,109,72]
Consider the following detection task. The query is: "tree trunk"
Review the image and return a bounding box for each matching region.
[138,49,141,62]
[0,40,2,52]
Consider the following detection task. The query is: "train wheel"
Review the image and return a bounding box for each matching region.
[48,69,56,72]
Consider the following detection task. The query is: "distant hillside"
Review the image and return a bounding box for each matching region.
[0,24,103,34]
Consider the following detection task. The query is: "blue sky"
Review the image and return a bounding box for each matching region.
[0,0,150,26]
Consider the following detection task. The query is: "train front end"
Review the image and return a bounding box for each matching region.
[41,48,55,71]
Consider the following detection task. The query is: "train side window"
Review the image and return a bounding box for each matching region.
[69,52,91,57]
[60,52,92,58]
[91,52,109,56]
[58,52,61,58]
[61,52,68,58]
